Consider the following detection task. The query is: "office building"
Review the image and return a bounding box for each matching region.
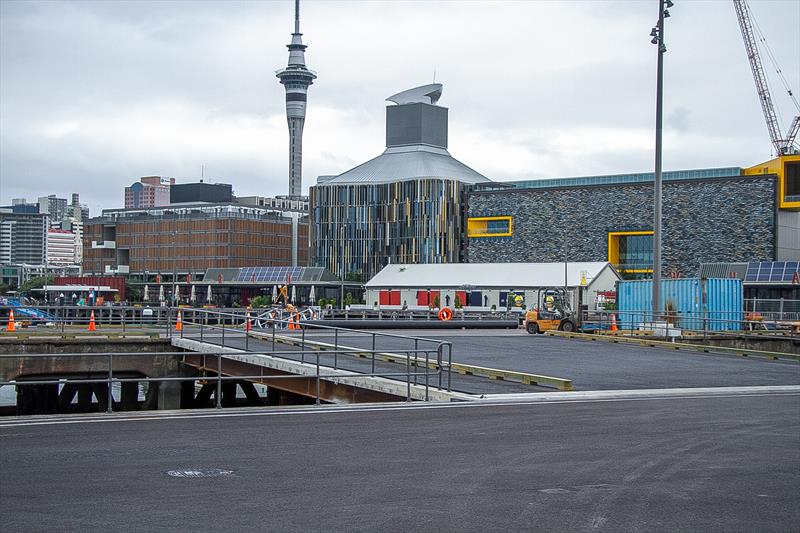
[0,212,48,266]
[124,177,174,209]
[170,182,233,204]
[46,228,78,267]
[82,203,309,278]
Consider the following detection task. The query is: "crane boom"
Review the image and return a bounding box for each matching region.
[733,0,798,155]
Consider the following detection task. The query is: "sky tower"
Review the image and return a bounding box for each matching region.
[276,0,316,197]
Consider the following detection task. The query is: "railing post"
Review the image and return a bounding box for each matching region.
[221,319,225,347]
[425,349,429,401]
[334,328,339,370]
[272,322,276,352]
[122,309,126,333]
[414,339,418,385]
[447,343,452,392]
[107,354,113,413]
[406,350,411,401]
[200,318,204,342]
[371,333,376,375]
[315,350,321,406]
[301,325,306,364]
[216,353,222,409]
[437,344,443,390]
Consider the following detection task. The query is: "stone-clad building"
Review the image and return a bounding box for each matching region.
[466,155,799,278]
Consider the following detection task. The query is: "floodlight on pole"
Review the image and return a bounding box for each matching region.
[650,0,675,321]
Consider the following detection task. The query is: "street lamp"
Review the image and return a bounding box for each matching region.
[172,230,177,306]
[651,0,674,321]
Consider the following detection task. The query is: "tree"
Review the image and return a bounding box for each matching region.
[125,282,142,303]
[19,275,53,294]
[454,294,462,309]
[249,295,270,308]
[344,292,354,307]
[344,271,364,283]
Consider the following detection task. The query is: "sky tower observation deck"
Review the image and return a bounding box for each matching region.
[276,0,316,197]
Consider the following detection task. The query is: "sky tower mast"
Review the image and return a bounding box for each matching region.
[276,0,316,197]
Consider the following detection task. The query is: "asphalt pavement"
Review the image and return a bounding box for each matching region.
[1,391,798,532]
[292,329,800,390]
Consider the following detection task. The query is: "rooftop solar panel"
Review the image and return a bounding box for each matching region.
[234,267,305,282]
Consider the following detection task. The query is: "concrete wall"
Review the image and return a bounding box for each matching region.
[467,176,777,276]
[776,210,800,260]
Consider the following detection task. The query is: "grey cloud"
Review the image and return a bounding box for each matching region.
[1,0,798,211]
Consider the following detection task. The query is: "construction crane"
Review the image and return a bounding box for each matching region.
[733,0,800,155]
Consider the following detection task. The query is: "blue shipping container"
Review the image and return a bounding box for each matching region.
[617,278,743,331]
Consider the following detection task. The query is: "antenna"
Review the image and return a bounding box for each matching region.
[294,0,300,34]
[201,164,204,180]
[433,69,436,84]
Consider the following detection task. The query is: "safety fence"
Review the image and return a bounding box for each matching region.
[177,308,454,394]
[0,306,455,413]
[584,309,800,338]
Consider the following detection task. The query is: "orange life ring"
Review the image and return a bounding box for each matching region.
[438,307,453,321]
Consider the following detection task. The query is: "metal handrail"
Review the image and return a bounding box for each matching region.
[181,307,454,392]
[0,345,443,411]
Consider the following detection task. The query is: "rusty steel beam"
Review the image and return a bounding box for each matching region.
[182,353,402,404]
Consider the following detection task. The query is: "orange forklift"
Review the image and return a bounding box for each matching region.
[524,288,577,334]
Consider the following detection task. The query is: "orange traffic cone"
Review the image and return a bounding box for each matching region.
[245,311,252,332]
[88,310,97,332]
[610,313,618,332]
[175,310,183,332]
[295,312,302,330]
[7,309,16,332]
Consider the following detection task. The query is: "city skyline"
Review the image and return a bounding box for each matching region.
[0,0,798,213]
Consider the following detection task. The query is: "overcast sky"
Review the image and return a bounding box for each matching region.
[1,0,798,215]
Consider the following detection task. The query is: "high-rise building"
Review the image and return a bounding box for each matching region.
[46,228,78,267]
[68,193,90,221]
[0,212,48,266]
[276,0,316,197]
[37,195,68,222]
[124,176,174,208]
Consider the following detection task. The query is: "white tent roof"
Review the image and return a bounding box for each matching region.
[365,262,617,289]
[41,285,118,292]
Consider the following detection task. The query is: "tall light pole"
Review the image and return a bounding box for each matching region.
[172,229,177,306]
[650,0,674,321]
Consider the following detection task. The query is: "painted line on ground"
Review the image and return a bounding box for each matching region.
[546,330,800,362]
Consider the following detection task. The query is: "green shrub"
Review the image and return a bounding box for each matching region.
[249,295,271,308]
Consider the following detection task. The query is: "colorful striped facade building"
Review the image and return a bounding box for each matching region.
[310,84,491,279]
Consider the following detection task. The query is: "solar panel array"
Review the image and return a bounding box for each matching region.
[235,267,305,283]
[744,261,800,282]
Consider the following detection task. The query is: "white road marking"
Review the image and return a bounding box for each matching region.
[0,386,797,428]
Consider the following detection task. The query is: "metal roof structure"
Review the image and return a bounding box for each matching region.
[202,266,339,284]
[366,262,617,289]
[320,83,490,186]
[386,84,443,105]
[322,145,490,185]
[41,285,118,293]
